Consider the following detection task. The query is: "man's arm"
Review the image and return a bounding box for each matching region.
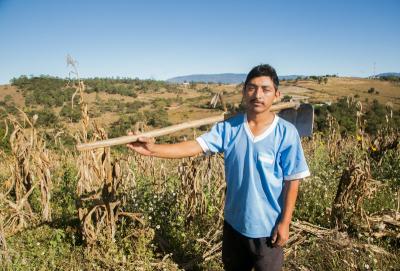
[272,179,300,246]
[127,134,203,159]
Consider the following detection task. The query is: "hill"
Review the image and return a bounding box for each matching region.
[376,72,400,78]
[1,75,400,140]
[167,73,303,84]
[283,77,400,108]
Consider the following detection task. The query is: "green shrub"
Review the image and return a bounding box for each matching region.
[314,98,400,136]
[145,108,171,127]
[27,109,59,127]
[109,112,145,138]
[59,104,82,122]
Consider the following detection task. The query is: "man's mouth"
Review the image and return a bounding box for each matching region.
[251,99,264,105]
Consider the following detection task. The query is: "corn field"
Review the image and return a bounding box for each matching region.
[0,75,399,270]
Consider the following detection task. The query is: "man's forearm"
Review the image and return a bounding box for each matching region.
[150,140,203,159]
[280,180,300,225]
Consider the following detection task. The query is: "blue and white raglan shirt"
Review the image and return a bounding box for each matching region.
[196,113,310,238]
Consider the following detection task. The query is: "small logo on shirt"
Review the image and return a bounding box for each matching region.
[258,153,274,164]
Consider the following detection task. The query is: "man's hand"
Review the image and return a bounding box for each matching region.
[272,180,300,247]
[126,131,155,156]
[271,222,290,247]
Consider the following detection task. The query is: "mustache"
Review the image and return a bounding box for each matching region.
[250,98,264,103]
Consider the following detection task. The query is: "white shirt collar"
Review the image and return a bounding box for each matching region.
[244,113,279,143]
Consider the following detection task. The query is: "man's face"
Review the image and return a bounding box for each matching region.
[243,76,280,114]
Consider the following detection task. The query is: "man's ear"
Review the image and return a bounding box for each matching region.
[274,90,281,102]
[242,86,246,100]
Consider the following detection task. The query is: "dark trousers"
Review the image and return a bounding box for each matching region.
[222,221,284,271]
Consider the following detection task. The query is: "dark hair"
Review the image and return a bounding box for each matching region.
[244,64,279,90]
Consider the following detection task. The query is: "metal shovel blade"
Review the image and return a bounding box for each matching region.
[278,103,314,137]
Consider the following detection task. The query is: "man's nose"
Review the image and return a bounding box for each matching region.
[255,87,264,99]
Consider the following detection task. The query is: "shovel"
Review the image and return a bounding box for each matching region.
[278,103,314,137]
[76,101,314,151]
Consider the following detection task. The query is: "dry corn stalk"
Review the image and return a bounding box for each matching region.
[0,112,52,236]
[0,214,10,264]
[326,114,341,163]
[285,220,395,266]
[355,101,368,150]
[176,153,225,268]
[76,125,140,244]
[178,154,225,219]
[68,57,142,244]
[131,144,227,268]
[369,121,399,164]
[331,153,377,231]
[366,210,400,239]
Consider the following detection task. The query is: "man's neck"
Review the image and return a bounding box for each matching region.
[246,110,275,126]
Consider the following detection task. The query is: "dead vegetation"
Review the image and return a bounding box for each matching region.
[67,59,144,245]
[0,107,398,269]
[0,111,53,238]
[0,215,9,264]
[331,154,377,231]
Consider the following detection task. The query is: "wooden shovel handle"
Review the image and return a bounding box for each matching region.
[76,102,298,151]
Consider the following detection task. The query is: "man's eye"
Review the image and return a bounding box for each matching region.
[262,87,272,92]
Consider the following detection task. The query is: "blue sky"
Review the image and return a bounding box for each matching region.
[0,0,399,84]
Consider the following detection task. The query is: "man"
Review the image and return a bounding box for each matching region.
[127,64,310,271]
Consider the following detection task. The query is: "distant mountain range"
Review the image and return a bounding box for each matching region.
[167,72,400,84]
[167,73,303,84]
[375,73,400,78]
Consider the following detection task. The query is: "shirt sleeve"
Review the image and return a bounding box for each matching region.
[280,129,310,181]
[195,121,225,154]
